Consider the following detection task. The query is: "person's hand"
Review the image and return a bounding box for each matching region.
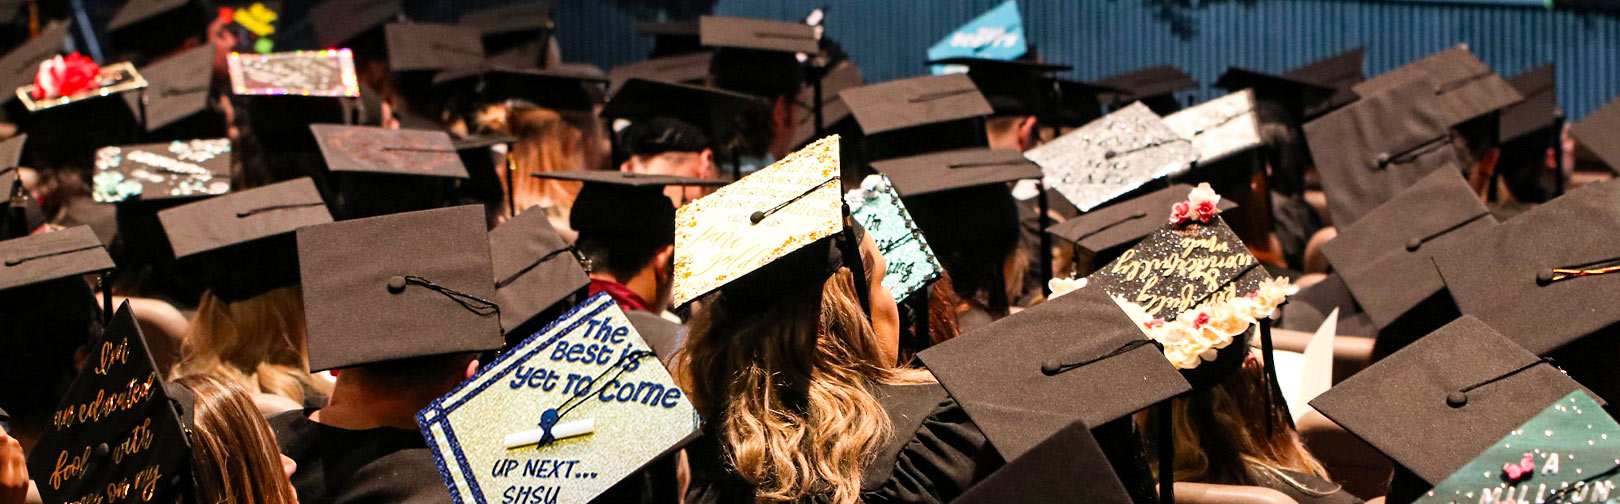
[0,429,28,504]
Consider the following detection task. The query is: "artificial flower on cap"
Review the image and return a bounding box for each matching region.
[16,53,147,111]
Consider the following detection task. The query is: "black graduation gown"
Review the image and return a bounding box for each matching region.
[684,383,1002,504]
[268,409,451,504]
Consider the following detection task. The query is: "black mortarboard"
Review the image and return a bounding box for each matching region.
[608,52,713,92]
[1322,168,1496,333]
[91,139,232,203]
[1275,274,1377,338]
[1351,45,1522,128]
[1044,78,1125,128]
[458,2,553,38]
[310,124,466,179]
[0,20,68,106]
[1046,184,1238,264]
[602,78,765,156]
[536,170,723,239]
[0,134,41,240]
[952,419,1133,504]
[868,147,1040,197]
[489,205,591,339]
[1498,64,1559,143]
[1094,65,1197,115]
[1213,66,1338,121]
[1309,315,1594,485]
[636,20,702,57]
[433,65,606,112]
[0,226,113,291]
[158,178,331,301]
[107,0,196,32]
[1304,77,1461,226]
[791,60,862,147]
[385,22,484,72]
[918,286,1191,461]
[309,0,401,49]
[297,205,503,371]
[26,302,193,504]
[927,57,1070,117]
[1568,95,1620,173]
[1282,47,1366,118]
[1431,178,1620,357]
[124,43,221,136]
[698,16,817,54]
[104,0,209,66]
[840,74,992,161]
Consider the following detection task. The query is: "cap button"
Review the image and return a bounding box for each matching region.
[1536,269,1555,286]
[1104,150,1118,159]
[749,211,766,224]
[94,442,110,458]
[1376,152,1391,166]
[1405,237,1423,252]
[387,276,408,294]
[1040,361,1061,375]
[1446,391,1468,408]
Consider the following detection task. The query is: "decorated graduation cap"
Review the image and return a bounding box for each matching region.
[1281,46,1366,119]
[602,78,765,157]
[1309,316,1595,488]
[308,0,401,50]
[433,64,606,112]
[26,302,194,504]
[417,292,700,503]
[227,48,360,98]
[1352,45,1523,128]
[14,56,147,113]
[1304,77,1462,226]
[1431,179,1620,390]
[918,285,1190,461]
[123,43,221,137]
[1044,78,1126,129]
[298,205,503,371]
[840,74,993,161]
[1162,89,1263,166]
[635,20,702,57]
[1045,183,1238,266]
[670,135,851,308]
[1094,65,1198,115]
[1321,169,1496,339]
[952,419,1134,504]
[158,177,331,302]
[384,22,484,72]
[927,57,1069,117]
[0,20,68,106]
[844,174,943,301]
[488,206,591,342]
[0,226,113,292]
[926,0,1026,75]
[1412,389,1620,504]
[791,60,863,148]
[608,52,713,93]
[1025,102,1197,213]
[90,138,232,203]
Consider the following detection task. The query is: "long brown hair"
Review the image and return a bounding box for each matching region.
[175,287,330,405]
[175,374,299,504]
[481,105,585,216]
[674,249,931,504]
[1140,354,1334,491]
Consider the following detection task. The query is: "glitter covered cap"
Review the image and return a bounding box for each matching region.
[1025,102,1196,212]
[91,138,232,203]
[1412,389,1620,504]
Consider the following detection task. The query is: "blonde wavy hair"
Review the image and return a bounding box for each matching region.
[174,287,330,405]
[174,373,299,504]
[1141,354,1336,494]
[674,248,931,504]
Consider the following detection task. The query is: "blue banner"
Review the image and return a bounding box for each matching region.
[927,0,1026,75]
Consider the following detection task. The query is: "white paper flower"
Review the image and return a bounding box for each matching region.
[1048,276,1087,298]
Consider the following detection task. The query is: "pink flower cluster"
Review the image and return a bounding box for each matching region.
[1169,183,1222,226]
[31,53,101,101]
[1114,277,1295,370]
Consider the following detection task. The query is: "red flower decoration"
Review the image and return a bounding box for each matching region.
[1502,453,1535,482]
[31,53,101,100]
[1194,200,1218,223]
[1192,312,1211,329]
[1168,201,1192,225]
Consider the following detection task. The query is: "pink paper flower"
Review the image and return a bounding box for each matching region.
[1169,183,1223,226]
[31,53,100,100]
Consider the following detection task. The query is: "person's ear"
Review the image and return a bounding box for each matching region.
[464,359,481,381]
[1017,116,1038,150]
[651,245,676,280]
[773,96,796,132]
[699,149,716,178]
[619,158,635,173]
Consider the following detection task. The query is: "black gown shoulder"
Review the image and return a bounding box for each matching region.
[684,383,1001,504]
[267,409,451,504]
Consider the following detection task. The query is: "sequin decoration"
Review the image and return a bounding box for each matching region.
[92,139,232,202]
[1416,390,1620,504]
[846,174,943,300]
[1085,216,1266,321]
[1162,89,1262,165]
[227,48,359,97]
[417,294,701,504]
[1025,102,1196,212]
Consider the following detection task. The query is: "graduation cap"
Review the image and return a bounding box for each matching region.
[670,135,844,308]
[840,74,993,161]
[1282,47,1366,118]
[25,302,194,504]
[1094,65,1197,115]
[308,0,401,50]
[297,205,503,371]
[951,419,1134,504]
[1351,45,1523,128]
[635,20,702,57]
[602,78,765,157]
[1569,95,1620,174]
[918,285,1191,461]
[1025,102,1197,213]
[791,60,862,148]
[538,170,724,240]
[0,20,68,106]
[15,59,148,113]
[124,43,221,135]
[698,16,817,54]
[926,57,1070,117]
[607,52,713,93]
[1274,274,1377,338]
[157,177,331,301]
[227,48,360,97]
[489,203,589,340]
[846,174,943,300]
[384,22,484,72]
[1304,77,1462,226]
[458,2,553,39]
[1431,178,1620,357]
[1412,389,1620,504]
[432,64,606,112]
[1043,78,1126,129]
[0,225,113,291]
[90,138,232,203]
[868,147,1040,198]
[1498,64,1559,144]
[1309,315,1594,486]
[0,134,43,240]
[416,292,700,503]
[1213,66,1338,122]
[104,0,210,65]
[309,124,465,179]
[1162,89,1263,165]
[1045,184,1238,266]
[1321,169,1497,334]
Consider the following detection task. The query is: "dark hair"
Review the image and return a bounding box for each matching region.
[619,117,710,157]
[345,353,477,392]
[710,48,804,100]
[106,3,210,66]
[904,186,1021,316]
[0,278,101,434]
[576,231,669,283]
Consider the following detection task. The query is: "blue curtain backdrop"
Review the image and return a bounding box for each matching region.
[505,0,1620,121]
